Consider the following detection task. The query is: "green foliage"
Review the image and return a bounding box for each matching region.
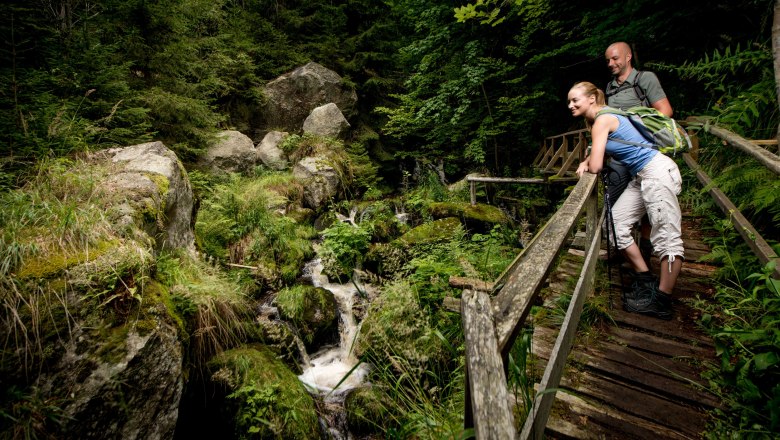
[194,172,316,288]
[209,347,319,439]
[320,222,372,281]
[696,262,780,437]
[656,43,778,138]
[0,386,67,439]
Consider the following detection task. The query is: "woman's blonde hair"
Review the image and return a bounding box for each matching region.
[571,81,606,106]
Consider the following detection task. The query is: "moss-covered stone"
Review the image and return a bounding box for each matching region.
[17,238,119,279]
[344,386,394,436]
[208,346,320,439]
[276,285,337,349]
[428,201,509,232]
[397,217,462,247]
[355,279,447,375]
[363,242,408,277]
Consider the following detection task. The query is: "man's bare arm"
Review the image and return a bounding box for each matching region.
[652,98,673,117]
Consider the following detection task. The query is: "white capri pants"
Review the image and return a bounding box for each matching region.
[610,154,685,266]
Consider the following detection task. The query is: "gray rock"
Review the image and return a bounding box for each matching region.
[201,130,258,173]
[260,62,357,134]
[257,131,290,170]
[38,316,183,440]
[302,103,351,139]
[101,141,195,252]
[293,157,341,210]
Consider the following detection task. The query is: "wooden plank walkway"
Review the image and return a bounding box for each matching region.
[529,212,720,439]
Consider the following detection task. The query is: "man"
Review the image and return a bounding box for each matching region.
[604,42,674,281]
[605,42,673,117]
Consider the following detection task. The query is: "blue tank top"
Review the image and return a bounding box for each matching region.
[602,113,657,176]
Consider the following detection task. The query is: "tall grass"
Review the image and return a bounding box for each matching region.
[156,251,250,374]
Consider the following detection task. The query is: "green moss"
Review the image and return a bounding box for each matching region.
[17,239,118,279]
[345,387,393,436]
[397,217,462,247]
[208,346,319,439]
[428,201,509,225]
[276,285,337,346]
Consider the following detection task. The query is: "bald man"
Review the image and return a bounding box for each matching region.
[605,42,673,117]
[604,42,673,270]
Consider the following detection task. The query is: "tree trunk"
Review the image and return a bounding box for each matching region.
[773,0,780,144]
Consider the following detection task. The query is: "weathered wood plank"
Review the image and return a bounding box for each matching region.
[460,289,515,440]
[531,327,720,409]
[704,124,780,175]
[448,276,494,291]
[465,176,547,184]
[554,370,708,438]
[556,134,585,177]
[532,326,707,386]
[683,153,780,279]
[493,173,598,356]
[543,137,567,173]
[542,387,695,440]
[519,202,602,440]
[607,326,713,359]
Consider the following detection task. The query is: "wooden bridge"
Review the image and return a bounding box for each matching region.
[450,122,780,439]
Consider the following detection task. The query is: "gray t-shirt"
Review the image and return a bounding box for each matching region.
[606,69,667,110]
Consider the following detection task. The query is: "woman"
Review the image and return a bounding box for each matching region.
[568,81,683,320]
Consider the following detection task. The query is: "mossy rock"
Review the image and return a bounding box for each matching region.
[275,285,338,349]
[286,206,315,224]
[245,319,304,374]
[344,386,394,436]
[207,346,320,439]
[397,217,462,247]
[355,280,447,376]
[428,201,509,232]
[363,242,408,277]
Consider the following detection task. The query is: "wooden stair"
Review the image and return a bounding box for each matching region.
[529,212,720,439]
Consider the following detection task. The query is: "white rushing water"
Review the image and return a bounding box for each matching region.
[298,258,370,399]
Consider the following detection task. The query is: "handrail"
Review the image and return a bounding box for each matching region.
[683,153,780,279]
[533,129,588,177]
[461,172,599,438]
[685,118,780,175]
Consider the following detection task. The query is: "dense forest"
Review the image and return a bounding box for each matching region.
[1,0,779,439]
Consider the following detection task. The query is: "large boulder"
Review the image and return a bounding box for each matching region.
[302,103,351,139]
[275,285,338,349]
[100,141,195,252]
[259,62,357,135]
[206,347,320,439]
[293,157,341,210]
[37,304,183,439]
[200,130,258,174]
[256,130,290,170]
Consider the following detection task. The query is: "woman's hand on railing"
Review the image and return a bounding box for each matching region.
[576,160,589,177]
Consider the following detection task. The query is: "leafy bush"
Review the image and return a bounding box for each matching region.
[320,222,372,281]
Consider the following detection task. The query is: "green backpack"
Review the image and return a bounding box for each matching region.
[597,106,691,156]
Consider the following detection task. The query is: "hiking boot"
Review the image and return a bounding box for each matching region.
[629,271,672,308]
[623,278,673,320]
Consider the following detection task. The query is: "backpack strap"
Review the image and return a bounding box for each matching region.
[605,70,650,107]
[631,71,649,107]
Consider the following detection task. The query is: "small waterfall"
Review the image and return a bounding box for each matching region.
[298,259,369,396]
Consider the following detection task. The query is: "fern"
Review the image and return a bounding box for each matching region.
[651,42,778,138]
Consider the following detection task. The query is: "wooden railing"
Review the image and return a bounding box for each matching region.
[455,120,779,439]
[533,128,589,177]
[460,172,600,439]
[681,121,780,279]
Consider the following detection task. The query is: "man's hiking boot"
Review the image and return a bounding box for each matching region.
[623,271,673,320]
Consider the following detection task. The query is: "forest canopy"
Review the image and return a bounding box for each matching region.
[0,0,776,183]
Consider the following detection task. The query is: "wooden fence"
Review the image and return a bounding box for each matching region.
[532,128,589,177]
[460,172,600,439]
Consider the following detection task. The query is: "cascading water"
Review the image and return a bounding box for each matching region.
[296,256,373,439]
[298,258,370,395]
